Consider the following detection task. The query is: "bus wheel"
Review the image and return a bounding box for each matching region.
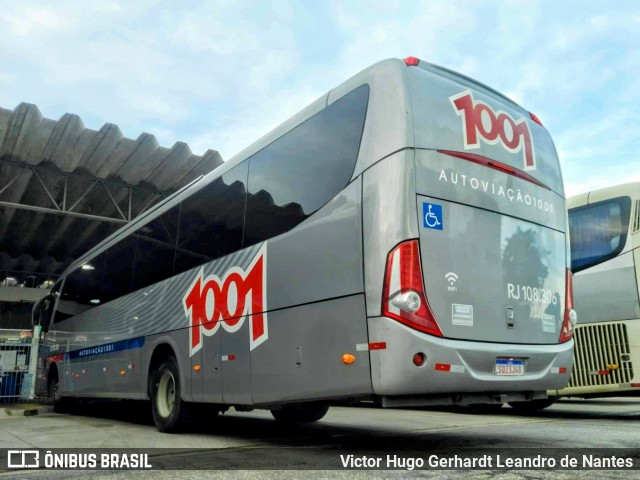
[47,371,67,413]
[47,374,58,400]
[151,357,190,433]
[508,398,555,412]
[271,402,329,424]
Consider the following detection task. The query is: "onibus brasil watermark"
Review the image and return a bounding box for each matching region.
[7,450,151,470]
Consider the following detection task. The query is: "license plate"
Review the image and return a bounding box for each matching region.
[495,359,525,376]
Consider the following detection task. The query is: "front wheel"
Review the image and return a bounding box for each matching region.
[151,357,191,433]
[271,402,329,424]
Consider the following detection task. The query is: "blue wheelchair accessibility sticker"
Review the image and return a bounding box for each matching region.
[423,202,443,230]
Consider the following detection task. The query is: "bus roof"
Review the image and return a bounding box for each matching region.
[568,182,640,209]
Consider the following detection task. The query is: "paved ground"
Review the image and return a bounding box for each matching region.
[0,397,638,479]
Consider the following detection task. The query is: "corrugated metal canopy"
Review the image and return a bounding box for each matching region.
[0,102,223,288]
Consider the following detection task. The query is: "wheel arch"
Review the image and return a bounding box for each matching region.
[144,335,189,401]
[47,362,59,385]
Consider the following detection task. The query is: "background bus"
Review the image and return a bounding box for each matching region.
[33,57,575,432]
[550,182,640,399]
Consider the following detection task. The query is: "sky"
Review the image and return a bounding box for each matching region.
[0,1,638,197]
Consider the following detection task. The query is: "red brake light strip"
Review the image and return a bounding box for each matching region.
[437,150,550,190]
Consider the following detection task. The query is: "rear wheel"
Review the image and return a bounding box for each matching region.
[271,402,329,424]
[508,398,555,412]
[47,375,58,399]
[47,371,67,413]
[151,357,191,433]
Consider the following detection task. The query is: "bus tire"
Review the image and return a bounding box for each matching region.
[151,357,191,433]
[508,398,555,412]
[47,370,67,413]
[271,402,329,424]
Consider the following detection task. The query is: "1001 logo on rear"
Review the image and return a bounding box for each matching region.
[450,90,536,171]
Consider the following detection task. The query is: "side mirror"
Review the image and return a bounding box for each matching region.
[31,297,43,326]
[32,293,54,330]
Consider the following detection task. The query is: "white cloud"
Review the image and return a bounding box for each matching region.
[0,73,16,85]
[172,13,262,56]
[124,90,185,121]
[333,3,361,29]
[0,8,63,36]
[186,84,321,159]
[556,108,636,160]
[0,2,302,151]
[555,104,640,197]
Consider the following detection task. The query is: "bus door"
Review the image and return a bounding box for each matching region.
[220,322,252,405]
[182,260,250,403]
[180,270,223,403]
[185,262,253,405]
[198,333,222,403]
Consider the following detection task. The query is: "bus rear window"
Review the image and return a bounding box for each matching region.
[569,196,631,273]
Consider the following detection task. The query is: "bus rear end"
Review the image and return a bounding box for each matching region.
[364,58,575,407]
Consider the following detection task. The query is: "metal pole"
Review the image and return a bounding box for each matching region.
[27,326,41,400]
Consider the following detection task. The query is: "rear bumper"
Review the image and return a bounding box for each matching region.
[381,390,546,408]
[368,316,573,396]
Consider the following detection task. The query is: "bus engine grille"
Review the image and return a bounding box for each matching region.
[568,322,633,388]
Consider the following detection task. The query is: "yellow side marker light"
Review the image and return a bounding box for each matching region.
[342,354,355,365]
[194,365,201,372]
[120,370,126,376]
[607,364,619,370]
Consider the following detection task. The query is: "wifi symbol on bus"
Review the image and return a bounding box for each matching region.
[445,272,459,286]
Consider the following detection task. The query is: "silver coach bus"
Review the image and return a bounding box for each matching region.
[33,57,575,432]
[549,182,640,399]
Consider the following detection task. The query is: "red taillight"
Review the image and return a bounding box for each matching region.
[382,240,443,336]
[404,57,420,67]
[529,112,543,126]
[559,269,576,343]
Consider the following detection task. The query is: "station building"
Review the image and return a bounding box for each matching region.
[0,103,222,329]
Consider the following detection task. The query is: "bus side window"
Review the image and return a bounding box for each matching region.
[62,218,121,268]
[174,162,248,275]
[131,206,180,291]
[56,253,107,321]
[243,84,369,247]
[102,237,136,302]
